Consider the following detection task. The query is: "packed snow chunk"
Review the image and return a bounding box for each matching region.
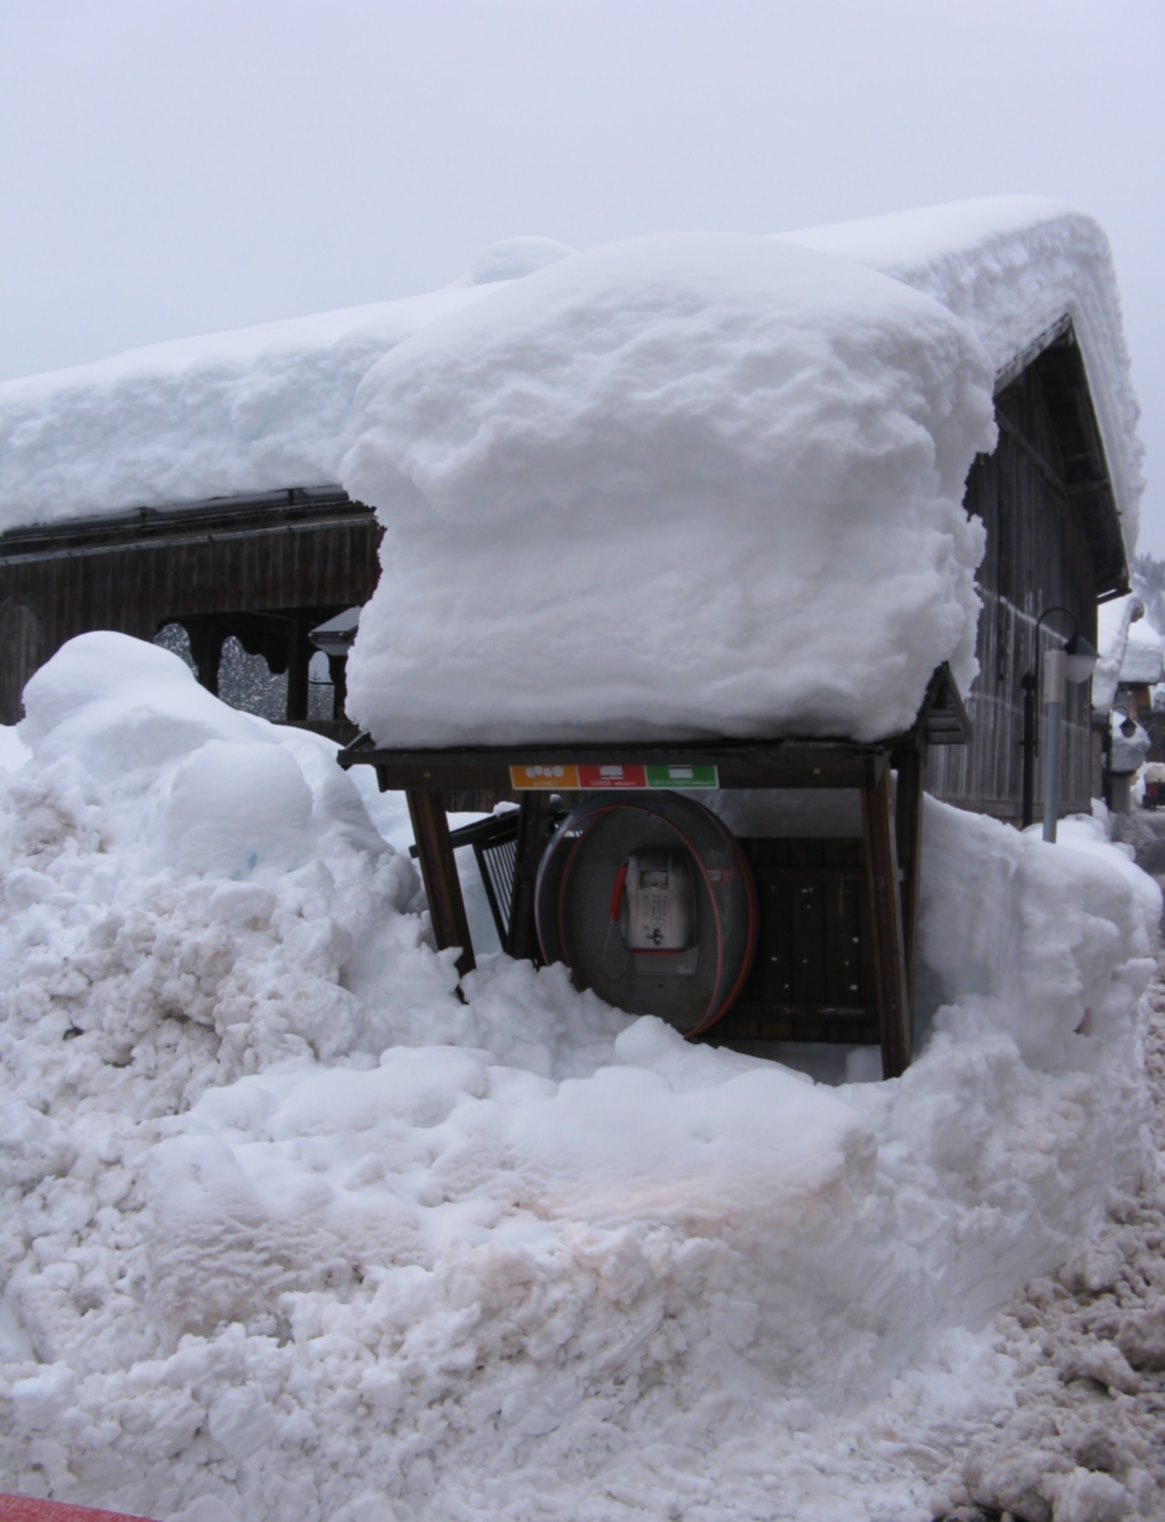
[342,232,995,746]
[166,740,314,877]
[917,799,1159,1068]
[19,630,268,790]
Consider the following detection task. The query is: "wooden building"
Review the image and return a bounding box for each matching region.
[0,487,380,732]
[925,317,1128,820]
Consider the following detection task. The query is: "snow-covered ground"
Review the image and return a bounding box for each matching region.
[0,191,1153,1522]
[1,635,1162,1522]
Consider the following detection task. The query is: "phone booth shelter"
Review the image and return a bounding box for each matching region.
[339,666,969,1080]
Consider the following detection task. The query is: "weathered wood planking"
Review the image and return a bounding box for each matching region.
[0,491,380,723]
[711,836,880,1047]
[926,339,1122,820]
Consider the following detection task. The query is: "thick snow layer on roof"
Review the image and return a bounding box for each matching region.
[781,196,1143,550]
[0,636,1159,1521]
[0,200,1141,743]
[344,232,995,745]
[1120,623,1165,688]
[0,237,574,527]
[1096,594,1149,713]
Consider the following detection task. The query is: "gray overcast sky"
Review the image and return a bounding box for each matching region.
[3,0,1163,549]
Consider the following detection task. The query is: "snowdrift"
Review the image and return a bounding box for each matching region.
[0,636,1158,1522]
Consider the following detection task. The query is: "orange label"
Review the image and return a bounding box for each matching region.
[509,764,581,790]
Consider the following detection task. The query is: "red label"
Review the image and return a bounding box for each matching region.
[576,763,648,790]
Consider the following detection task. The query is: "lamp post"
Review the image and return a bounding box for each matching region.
[1019,605,1098,838]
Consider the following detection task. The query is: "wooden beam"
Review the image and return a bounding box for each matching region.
[286,617,310,722]
[406,788,475,980]
[891,741,926,1004]
[340,738,887,793]
[861,765,912,1079]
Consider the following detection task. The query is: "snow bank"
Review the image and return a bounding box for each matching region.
[781,196,1143,552]
[0,636,1158,1522]
[344,232,995,745]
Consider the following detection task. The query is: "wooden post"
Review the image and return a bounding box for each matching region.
[508,792,553,963]
[326,652,347,721]
[285,617,310,721]
[406,788,476,979]
[188,622,224,695]
[891,740,926,1004]
[861,762,912,1079]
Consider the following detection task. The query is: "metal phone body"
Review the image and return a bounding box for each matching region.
[620,849,694,952]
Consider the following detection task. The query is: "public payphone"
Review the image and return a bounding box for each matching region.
[534,792,757,1037]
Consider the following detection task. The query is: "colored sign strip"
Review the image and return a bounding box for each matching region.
[509,763,718,791]
[644,764,718,789]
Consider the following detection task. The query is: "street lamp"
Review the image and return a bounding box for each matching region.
[1019,605,1098,839]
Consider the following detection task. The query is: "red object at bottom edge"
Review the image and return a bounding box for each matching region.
[0,1496,158,1522]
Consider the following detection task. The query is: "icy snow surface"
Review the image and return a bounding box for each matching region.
[0,635,1161,1521]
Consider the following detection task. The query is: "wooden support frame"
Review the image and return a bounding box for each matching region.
[405,788,475,980]
[891,738,927,1004]
[860,761,913,1079]
[345,670,965,1079]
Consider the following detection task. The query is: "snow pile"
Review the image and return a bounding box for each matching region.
[343,233,995,745]
[782,195,1143,551]
[0,635,1159,1522]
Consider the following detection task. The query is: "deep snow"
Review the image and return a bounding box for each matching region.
[0,635,1160,1521]
[342,231,994,746]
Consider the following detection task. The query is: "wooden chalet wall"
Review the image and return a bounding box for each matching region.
[926,330,1127,820]
[0,489,380,728]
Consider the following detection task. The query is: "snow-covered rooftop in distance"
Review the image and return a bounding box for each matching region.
[1120,626,1165,689]
[1096,594,1148,713]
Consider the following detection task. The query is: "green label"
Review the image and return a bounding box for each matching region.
[644,764,719,789]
